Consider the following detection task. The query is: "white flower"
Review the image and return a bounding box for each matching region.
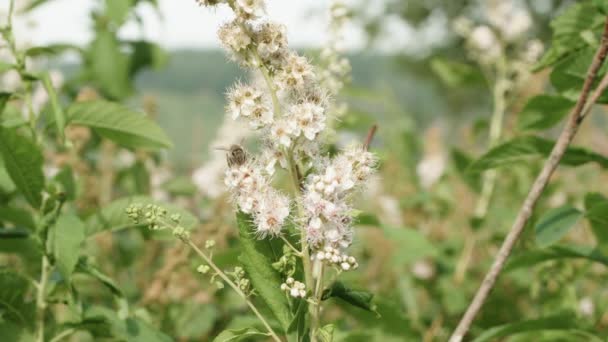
[487,3,531,41]
[260,147,288,175]
[227,83,273,128]
[218,21,252,53]
[254,190,290,237]
[281,277,307,298]
[288,102,326,141]
[235,0,264,17]
[255,22,287,62]
[470,25,499,56]
[276,53,315,90]
[270,119,295,147]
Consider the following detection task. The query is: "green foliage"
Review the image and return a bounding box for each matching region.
[42,73,66,142]
[382,226,438,266]
[322,282,376,313]
[472,312,600,342]
[430,58,484,88]
[213,327,268,341]
[0,127,44,208]
[51,214,85,280]
[468,136,608,173]
[0,269,35,329]
[584,192,608,250]
[506,244,608,271]
[535,2,605,70]
[534,205,583,248]
[235,212,292,332]
[516,95,574,131]
[67,100,173,150]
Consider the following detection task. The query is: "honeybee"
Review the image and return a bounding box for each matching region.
[217,144,248,167]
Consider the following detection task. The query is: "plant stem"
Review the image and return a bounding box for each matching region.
[35,255,50,342]
[449,17,608,342]
[186,240,282,342]
[49,328,76,342]
[280,235,302,257]
[473,57,507,219]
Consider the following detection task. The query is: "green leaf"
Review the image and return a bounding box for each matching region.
[322,282,376,313]
[0,206,36,229]
[213,327,268,342]
[170,303,218,339]
[76,306,171,341]
[236,212,291,331]
[128,41,169,77]
[67,100,172,150]
[505,244,608,271]
[0,321,35,342]
[430,58,483,88]
[451,148,481,192]
[467,136,608,174]
[162,176,196,197]
[1,103,27,128]
[352,210,381,226]
[25,44,80,57]
[534,205,583,248]
[0,269,35,329]
[534,2,604,70]
[86,195,197,236]
[87,31,132,100]
[287,298,308,342]
[471,312,591,342]
[0,127,44,208]
[106,0,135,26]
[42,73,66,142]
[516,95,574,131]
[382,226,438,266]
[584,192,608,250]
[317,324,334,342]
[53,214,85,280]
[0,92,11,114]
[75,258,123,296]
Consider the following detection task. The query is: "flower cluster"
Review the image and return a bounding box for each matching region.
[453,2,542,66]
[280,277,307,298]
[318,1,352,99]
[314,245,358,271]
[302,145,376,248]
[198,0,376,284]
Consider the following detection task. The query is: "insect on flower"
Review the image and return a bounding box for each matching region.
[217,144,248,168]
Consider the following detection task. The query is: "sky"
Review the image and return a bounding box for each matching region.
[1,0,368,50]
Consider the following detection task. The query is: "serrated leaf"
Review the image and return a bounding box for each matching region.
[67,100,172,150]
[236,212,291,331]
[534,205,583,248]
[322,282,376,313]
[53,214,85,280]
[213,327,268,342]
[534,2,604,70]
[87,31,132,100]
[471,312,592,342]
[87,195,197,236]
[517,95,574,131]
[0,127,44,208]
[0,269,35,328]
[467,136,608,173]
[584,192,608,250]
[505,244,608,271]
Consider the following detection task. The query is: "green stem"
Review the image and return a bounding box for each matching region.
[35,255,50,342]
[49,328,76,342]
[186,240,282,342]
[474,57,508,219]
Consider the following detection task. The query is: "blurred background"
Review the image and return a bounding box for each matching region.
[3,0,608,341]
